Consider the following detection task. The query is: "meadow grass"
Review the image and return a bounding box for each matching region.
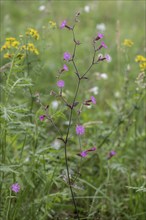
[0,1,146,219]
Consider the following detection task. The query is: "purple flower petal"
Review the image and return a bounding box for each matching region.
[91,96,96,104]
[63,52,71,61]
[76,125,85,135]
[11,183,20,193]
[57,80,65,88]
[60,20,67,29]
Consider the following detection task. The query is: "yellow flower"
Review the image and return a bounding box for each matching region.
[135,55,146,63]
[21,43,39,55]
[139,62,146,71]
[3,53,14,59]
[1,37,20,51]
[49,20,57,29]
[26,28,40,40]
[123,39,134,47]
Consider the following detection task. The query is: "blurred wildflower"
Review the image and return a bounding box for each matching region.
[21,43,39,55]
[60,20,67,29]
[26,28,39,40]
[94,33,104,41]
[11,183,20,193]
[84,5,90,13]
[39,115,46,121]
[89,86,99,95]
[52,139,61,150]
[49,20,57,29]
[63,52,71,61]
[96,23,106,32]
[61,64,68,73]
[1,37,20,51]
[78,147,96,157]
[76,125,85,135]
[97,41,108,51]
[91,96,96,104]
[135,55,146,71]
[38,5,45,11]
[105,54,112,62]
[3,53,14,59]
[123,39,134,47]
[107,150,116,159]
[51,100,59,109]
[57,80,65,88]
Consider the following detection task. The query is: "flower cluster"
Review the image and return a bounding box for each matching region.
[21,43,39,55]
[26,28,40,40]
[1,37,20,51]
[123,39,134,47]
[135,55,146,72]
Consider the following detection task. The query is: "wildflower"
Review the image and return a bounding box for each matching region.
[76,125,85,135]
[26,28,39,40]
[139,62,146,71]
[49,20,57,29]
[51,100,59,109]
[61,64,68,73]
[94,33,104,41]
[60,20,67,29]
[38,5,45,11]
[96,23,106,32]
[39,115,46,121]
[100,73,108,79]
[78,146,97,157]
[97,41,107,51]
[84,5,90,13]
[11,183,20,193]
[63,52,71,61]
[107,150,116,159]
[123,39,134,47]
[105,54,112,62]
[80,151,88,157]
[135,55,146,63]
[3,53,13,59]
[91,96,96,104]
[89,86,99,95]
[1,37,20,51]
[57,80,65,88]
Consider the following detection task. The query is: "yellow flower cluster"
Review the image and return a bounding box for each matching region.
[49,20,57,29]
[26,28,40,40]
[21,43,39,55]
[1,37,20,50]
[123,39,134,47]
[135,55,146,72]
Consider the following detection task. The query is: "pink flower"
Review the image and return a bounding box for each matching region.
[91,96,96,104]
[80,151,88,157]
[105,54,112,62]
[11,183,20,193]
[60,20,67,29]
[94,33,104,41]
[101,41,108,48]
[57,80,65,88]
[63,64,68,71]
[63,52,71,61]
[107,150,116,159]
[39,115,45,121]
[76,125,85,135]
[77,146,97,158]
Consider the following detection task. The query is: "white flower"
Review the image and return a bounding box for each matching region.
[89,86,99,95]
[51,100,59,110]
[39,5,45,11]
[84,5,90,13]
[52,139,61,150]
[100,73,108,79]
[96,23,106,32]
